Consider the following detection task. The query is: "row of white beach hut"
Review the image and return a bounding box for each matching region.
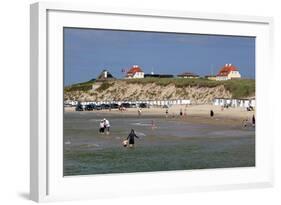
[64,99,191,106]
[65,98,255,108]
[213,98,255,108]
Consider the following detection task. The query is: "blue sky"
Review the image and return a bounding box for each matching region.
[64,28,255,86]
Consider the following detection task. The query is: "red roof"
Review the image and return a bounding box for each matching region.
[217,64,238,76]
[127,65,143,74]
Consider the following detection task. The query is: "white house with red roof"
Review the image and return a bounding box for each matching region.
[125,65,144,79]
[216,64,241,81]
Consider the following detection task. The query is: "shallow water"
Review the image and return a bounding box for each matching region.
[64,112,255,176]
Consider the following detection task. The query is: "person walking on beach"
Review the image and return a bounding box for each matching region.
[180,109,183,117]
[210,110,214,117]
[126,129,139,148]
[252,114,255,126]
[138,108,142,117]
[165,109,169,118]
[104,118,110,134]
[99,120,105,134]
[242,119,249,128]
[184,107,187,117]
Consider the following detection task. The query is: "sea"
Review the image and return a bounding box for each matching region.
[63,111,255,176]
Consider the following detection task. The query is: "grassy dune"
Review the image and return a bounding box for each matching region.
[126,78,255,98]
[64,78,255,101]
[64,80,95,92]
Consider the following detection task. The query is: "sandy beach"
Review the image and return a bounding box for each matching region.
[64,104,255,127]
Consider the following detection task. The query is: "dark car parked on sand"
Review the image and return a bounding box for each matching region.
[101,104,110,109]
[139,103,149,108]
[84,104,95,111]
[94,105,102,110]
[75,104,83,111]
[120,103,131,108]
[130,103,137,108]
[110,103,119,109]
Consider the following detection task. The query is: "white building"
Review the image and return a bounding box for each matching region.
[97,69,115,80]
[125,65,144,79]
[216,64,241,81]
[213,98,255,108]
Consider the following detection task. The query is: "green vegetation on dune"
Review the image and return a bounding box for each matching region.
[126,77,220,88]
[64,80,94,92]
[126,78,255,98]
[223,79,255,98]
[95,81,114,92]
[64,78,255,99]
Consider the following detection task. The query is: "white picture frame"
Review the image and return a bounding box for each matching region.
[30,2,274,202]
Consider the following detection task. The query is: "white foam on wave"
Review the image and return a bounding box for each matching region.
[135,132,146,137]
[131,122,152,127]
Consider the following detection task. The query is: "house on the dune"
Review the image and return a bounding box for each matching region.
[125,65,144,79]
[216,64,241,81]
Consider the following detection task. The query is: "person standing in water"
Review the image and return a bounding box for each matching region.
[151,120,156,129]
[126,129,139,148]
[99,120,105,134]
[104,118,110,134]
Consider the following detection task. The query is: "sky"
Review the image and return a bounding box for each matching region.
[64,28,255,86]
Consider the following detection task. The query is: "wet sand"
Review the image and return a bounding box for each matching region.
[63,110,255,176]
[65,104,255,127]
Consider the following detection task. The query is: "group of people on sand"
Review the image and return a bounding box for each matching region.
[99,118,110,134]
